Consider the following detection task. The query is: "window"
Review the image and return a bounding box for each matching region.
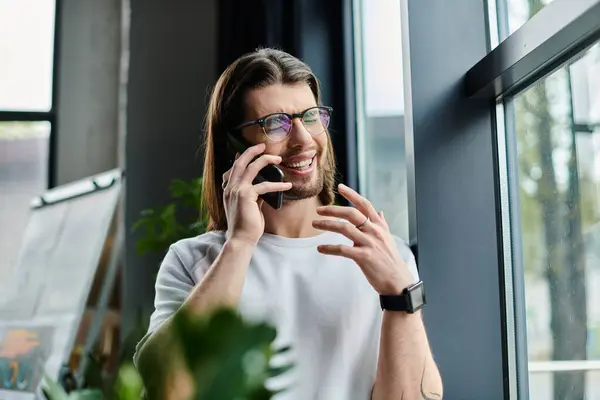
[506,0,556,34]
[489,0,557,47]
[486,0,600,397]
[353,0,409,241]
[397,0,600,396]
[508,41,600,399]
[0,0,56,295]
[0,0,56,111]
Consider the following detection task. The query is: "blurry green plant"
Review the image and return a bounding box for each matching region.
[132,177,209,255]
[42,364,143,400]
[42,312,149,400]
[42,307,290,400]
[172,307,292,399]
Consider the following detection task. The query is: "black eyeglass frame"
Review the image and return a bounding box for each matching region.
[232,105,333,142]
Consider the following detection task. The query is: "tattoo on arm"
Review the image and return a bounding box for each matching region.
[420,358,442,400]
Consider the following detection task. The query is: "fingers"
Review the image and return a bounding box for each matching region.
[254,181,293,195]
[378,210,389,228]
[222,152,241,189]
[243,154,283,183]
[222,169,232,189]
[337,183,382,224]
[228,142,266,184]
[316,205,367,227]
[312,219,368,244]
[223,153,289,194]
[317,244,361,260]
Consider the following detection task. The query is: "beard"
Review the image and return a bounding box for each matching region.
[282,153,326,202]
[283,168,324,201]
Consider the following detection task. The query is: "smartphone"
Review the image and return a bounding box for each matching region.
[225,133,285,210]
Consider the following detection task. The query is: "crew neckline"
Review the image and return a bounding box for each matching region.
[259,230,340,248]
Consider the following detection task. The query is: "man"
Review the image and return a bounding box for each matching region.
[134,47,443,399]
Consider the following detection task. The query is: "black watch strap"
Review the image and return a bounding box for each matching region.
[379,280,426,313]
[379,293,409,311]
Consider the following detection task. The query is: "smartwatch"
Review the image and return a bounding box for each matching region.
[379,281,426,313]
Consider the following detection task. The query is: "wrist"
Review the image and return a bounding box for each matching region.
[379,275,415,296]
[381,308,425,334]
[219,235,256,274]
[224,236,256,253]
[380,280,426,313]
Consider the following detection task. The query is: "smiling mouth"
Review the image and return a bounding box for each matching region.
[282,156,315,171]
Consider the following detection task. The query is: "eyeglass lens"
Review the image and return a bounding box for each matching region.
[263,107,331,141]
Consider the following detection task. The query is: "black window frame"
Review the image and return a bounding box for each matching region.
[349,0,600,398]
[0,0,62,189]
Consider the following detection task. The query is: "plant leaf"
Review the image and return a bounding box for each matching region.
[115,363,144,400]
[67,389,104,400]
[42,374,69,400]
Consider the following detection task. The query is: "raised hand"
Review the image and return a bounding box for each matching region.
[312,183,415,295]
[222,142,293,247]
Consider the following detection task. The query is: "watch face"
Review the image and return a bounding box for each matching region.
[409,282,426,311]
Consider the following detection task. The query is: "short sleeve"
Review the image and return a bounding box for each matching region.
[133,246,193,366]
[133,233,224,367]
[148,246,196,333]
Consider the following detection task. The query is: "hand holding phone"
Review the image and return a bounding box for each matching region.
[221,138,292,246]
[225,133,285,210]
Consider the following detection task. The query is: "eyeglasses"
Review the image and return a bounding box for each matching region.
[233,106,333,142]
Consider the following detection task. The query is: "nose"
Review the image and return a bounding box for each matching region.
[287,118,313,148]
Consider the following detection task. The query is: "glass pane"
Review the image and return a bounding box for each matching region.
[509,42,600,398]
[354,0,408,240]
[506,0,556,36]
[0,121,50,295]
[0,0,56,111]
[489,0,557,48]
[529,370,600,399]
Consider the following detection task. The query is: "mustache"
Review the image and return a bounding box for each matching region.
[280,147,321,159]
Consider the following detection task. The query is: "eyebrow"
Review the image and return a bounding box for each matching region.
[261,105,319,116]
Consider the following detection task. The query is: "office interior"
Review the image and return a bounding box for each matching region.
[0,0,599,398]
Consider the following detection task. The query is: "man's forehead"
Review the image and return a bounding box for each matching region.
[243,82,316,118]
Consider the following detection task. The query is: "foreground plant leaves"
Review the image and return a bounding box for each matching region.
[172,307,293,400]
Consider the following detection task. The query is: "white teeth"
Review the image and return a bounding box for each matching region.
[285,158,313,168]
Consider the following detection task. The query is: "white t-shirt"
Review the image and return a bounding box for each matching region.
[135,229,419,400]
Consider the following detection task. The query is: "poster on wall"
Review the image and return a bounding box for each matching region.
[0,317,75,400]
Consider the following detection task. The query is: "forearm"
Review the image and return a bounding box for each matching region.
[183,237,254,314]
[372,312,443,400]
[136,237,255,399]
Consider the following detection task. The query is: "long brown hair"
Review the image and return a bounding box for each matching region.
[201,48,337,232]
